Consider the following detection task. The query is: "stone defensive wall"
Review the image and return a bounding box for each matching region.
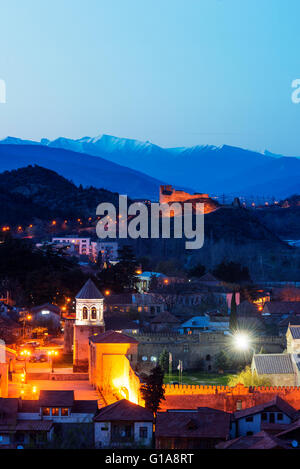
[161,383,300,412]
[131,332,284,371]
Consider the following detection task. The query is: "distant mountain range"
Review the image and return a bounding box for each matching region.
[0,135,300,198]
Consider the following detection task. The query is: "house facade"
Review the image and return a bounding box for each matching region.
[94,399,153,448]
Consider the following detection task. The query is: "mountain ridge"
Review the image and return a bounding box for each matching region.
[0,135,300,198]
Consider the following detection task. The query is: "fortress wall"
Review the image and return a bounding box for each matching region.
[162,383,300,412]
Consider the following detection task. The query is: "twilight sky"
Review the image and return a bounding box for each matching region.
[0,0,300,155]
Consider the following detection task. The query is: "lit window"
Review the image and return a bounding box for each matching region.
[236,400,242,410]
[91,307,97,320]
[61,408,69,416]
[42,407,50,416]
[151,356,157,362]
[82,307,88,320]
[142,356,148,361]
[52,408,59,416]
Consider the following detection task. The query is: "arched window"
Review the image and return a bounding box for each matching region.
[82,307,88,320]
[91,307,97,320]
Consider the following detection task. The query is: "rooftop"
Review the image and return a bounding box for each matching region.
[264,301,300,316]
[216,431,291,449]
[151,311,180,324]
[156,408,230,439]
[90,330,139,344]
[94,399,153,422]
[288,325,300,340]
[252,353,295,375]
[234,396,297,420]
[39,390,74,407]
[76,279,104,300]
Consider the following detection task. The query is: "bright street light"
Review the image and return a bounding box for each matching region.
[233,332,250,351]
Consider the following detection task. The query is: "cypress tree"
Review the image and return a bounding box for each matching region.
[229,292,238,332]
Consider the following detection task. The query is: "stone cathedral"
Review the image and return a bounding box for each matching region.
[73,279,105,372]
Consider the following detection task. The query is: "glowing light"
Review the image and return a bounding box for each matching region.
[32,386,37,394]
[104,290,111,296]
[112,376,138,404]
[233,332,250,351]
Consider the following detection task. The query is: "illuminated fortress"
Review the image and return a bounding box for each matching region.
[159,185,218,214]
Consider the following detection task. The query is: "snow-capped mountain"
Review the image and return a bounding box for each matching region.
[0,134,300,198]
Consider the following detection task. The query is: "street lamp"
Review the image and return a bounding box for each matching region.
[232,332,256,356]
[48,350,58,373]
[233,332,250,351]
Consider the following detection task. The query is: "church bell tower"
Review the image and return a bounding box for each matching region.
[73,279,105,372]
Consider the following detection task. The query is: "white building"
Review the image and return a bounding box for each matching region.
[94,399,153,448]
[52,236,91,256]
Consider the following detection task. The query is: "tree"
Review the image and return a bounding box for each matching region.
[158,349,169,373]
[140,365,165,415]
[97,245,138,293]
[213,261,251,284]
[229,292,238,332]
[228,365,271,387]
[187,263,206,278]
[149,274,159,292]
[214,351,229,372]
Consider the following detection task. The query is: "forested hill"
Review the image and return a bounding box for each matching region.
[0,165,121,225]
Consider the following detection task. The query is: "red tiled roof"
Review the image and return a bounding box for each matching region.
[72,400,98,414]
[94,399,153,422]
[39,390,74,407]
[15,420,53,431]
[156,408,230,439]
[264,301,300,315]
[216,431,291,449]
[233,396,297,420]
[151,311,180,324]
[89,330,138,344]
[276,418,300,437]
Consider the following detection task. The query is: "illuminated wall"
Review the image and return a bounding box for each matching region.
[89,341,143,405]
[162,383,300,412]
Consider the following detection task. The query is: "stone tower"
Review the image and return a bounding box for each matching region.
[73,279,105,372]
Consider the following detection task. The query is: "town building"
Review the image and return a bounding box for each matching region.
[52,236,92,256]
[251,325,300,386]
[155,407,231,449]
[94,399,153,448]
[230,396,298,437]
[0,391,98,448]
[73,279,105,372]
[90,241,118,263]
[216,431,292,449]
[150,311,180,332]
[104,293,167,321]
[89,330,141,405]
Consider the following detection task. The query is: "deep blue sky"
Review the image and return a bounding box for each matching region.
[0,0,300,154]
